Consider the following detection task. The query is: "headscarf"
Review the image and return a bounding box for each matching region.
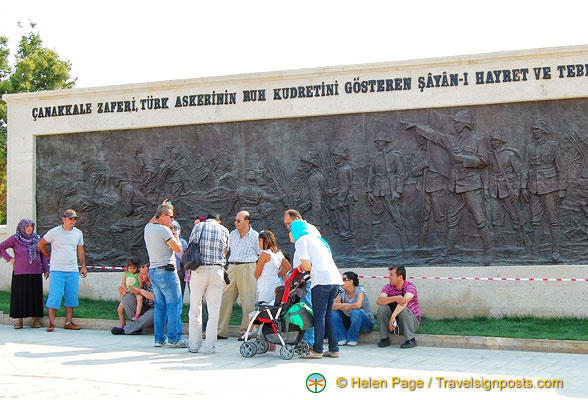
[290,220,332,254]
[15,218,40,264]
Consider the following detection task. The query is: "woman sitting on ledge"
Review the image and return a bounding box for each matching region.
[330,271,374,346]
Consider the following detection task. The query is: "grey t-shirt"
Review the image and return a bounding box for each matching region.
[144,223,175,268]
[336,285,374,319]
[43,226,84,272]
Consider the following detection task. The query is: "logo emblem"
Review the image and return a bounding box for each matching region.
[306,373,326,393]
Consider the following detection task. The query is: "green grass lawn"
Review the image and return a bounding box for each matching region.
[1,291,587,340]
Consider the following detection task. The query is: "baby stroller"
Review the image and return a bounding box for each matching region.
[240,269,313,360]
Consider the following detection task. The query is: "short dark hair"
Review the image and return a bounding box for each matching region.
[388,265,406,281]
[126,256,140,268]
[343,271,359,286]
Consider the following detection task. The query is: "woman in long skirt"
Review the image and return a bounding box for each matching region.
[0,219,49,329]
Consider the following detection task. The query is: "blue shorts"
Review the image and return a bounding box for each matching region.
[45,271,80,309]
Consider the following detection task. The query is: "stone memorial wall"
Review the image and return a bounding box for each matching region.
[3,46,588,316]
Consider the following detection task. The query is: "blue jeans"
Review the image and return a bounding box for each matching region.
[330,309,374,342]
[311,284,339,354]
[149,268,183,343]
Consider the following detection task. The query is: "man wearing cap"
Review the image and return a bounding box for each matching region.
[521,119,567,262]
[487,131,528,250]
[38,209,87,332]
[364,130,409,252]
[406,110,492,263]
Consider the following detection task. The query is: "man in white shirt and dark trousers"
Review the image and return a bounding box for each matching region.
[187,213,229,354]
[217,210,261,340]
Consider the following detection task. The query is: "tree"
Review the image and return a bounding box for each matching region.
[0,22,76,223]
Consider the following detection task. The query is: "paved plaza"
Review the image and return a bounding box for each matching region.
[0,324,587,399]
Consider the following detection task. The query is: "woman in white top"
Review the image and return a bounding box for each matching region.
[254,230,291,303]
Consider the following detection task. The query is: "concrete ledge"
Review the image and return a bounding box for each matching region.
[2,312,586,355]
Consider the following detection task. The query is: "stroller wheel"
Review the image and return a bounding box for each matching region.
[255,339,269,354]
[280,344,295,360]
[240,341,257,358]
[295,340,310,356]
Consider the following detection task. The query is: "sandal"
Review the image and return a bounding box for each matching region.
[13,320,23,329]
[301,350,323,359]
[31,320,42,329]
[46,324,55,332]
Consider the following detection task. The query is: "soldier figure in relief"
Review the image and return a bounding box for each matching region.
[521,119,567,262]
[406,110,492,264]
[365,130,409,252]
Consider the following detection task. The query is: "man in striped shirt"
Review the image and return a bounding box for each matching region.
[376,265,421,349]
[218,210,261,339]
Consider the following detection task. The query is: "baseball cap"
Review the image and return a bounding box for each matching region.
[63,209,79,219]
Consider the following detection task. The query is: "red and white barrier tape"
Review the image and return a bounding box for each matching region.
[88,265,127,271]
[85,267,587,282]
[358,275,588,282]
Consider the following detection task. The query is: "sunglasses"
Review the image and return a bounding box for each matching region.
[165,214,174,219]
[342,278,351,281]
[65,216,78,221]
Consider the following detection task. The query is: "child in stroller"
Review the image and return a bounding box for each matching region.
[240,268,313,360]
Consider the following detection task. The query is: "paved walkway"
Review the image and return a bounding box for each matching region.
[1,324,587,399]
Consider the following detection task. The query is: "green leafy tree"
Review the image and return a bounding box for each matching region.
[0,22,76,223]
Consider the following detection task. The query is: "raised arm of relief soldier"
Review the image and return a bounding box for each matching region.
[405,122,455,153]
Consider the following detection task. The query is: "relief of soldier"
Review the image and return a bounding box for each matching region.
[325,144,355,244]
[521,119,568,262]
[363,130,409,252]
[405,110,492,264]
[486,131,530,251]
[409,131,449,249]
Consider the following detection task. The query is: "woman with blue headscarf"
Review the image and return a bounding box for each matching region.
[289,220,343,359]
[0,219,49,329]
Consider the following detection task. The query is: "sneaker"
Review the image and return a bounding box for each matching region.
[188,347,199,353]
[347,341,358,346]
[200,348,215,354]
[167,339,189,348]
[111,327,125,335]
[154,341,166,347]
[400,338,417,349]
[377,338,390,348]
[337,339,348,346]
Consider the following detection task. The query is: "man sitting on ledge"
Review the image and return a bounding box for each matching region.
[376,265,421,349]
[112,263,154,335]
